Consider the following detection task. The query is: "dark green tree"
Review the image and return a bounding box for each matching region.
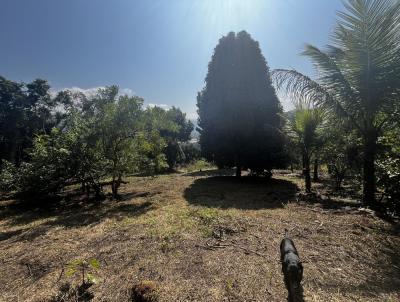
[197,31,286,177]
[163,107,193,170]
[0,76,58,165]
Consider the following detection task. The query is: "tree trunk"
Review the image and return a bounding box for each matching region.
[313,158,319,181]
[235,165,241,178]
[111,175,118,197]
[304,153,311,193]
[302,154,306,176]
[111,175,123,198]
[362,135,377,208]
[93,184,103,200]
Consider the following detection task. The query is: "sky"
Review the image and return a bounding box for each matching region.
[0,0,344,119]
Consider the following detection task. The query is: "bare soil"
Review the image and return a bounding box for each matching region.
[0,170,399,301]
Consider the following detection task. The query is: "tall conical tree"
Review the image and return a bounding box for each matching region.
[197,31,286,177]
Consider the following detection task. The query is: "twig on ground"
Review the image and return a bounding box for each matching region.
[235,245,268,257]
[25,263,32,277]
[56,266,64,284]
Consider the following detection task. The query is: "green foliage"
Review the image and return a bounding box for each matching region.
[0,76,61,165]
[135,130,169,175]
[8,110,104,199]
[16,129,78,198]
[185,159,214,173]
[91,91,145,196]
[66,258,100,285]
[180,142,201,164]
[0,79,192,200]
[287,103,325,151]
[273,0,400,206]
[0,160,17,191]
[144,106,193,170]
[286,100,326,192]
[197,31,287,175]
[377,156,400,215]
[377,125,400,215]
[322,120,362,189]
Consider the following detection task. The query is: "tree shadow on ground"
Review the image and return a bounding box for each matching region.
[183,168,235,177]
[183,176,298,210]
[297,192,362,210]
[314,176,363,200]
[0,191,154,243]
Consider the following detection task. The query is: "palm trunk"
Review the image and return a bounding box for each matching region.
[362,136,377,208]
[304,151,311,193]
[313,158,319,181]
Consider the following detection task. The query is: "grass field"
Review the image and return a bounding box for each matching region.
[0,169,399,301]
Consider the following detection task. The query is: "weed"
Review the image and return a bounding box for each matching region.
[66,258,100,285]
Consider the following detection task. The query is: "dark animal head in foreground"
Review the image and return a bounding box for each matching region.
[280,229,303,300]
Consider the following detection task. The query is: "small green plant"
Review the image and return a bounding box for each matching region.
[66,258,100,285]
[226,279,234,291]
[189,207,220,225]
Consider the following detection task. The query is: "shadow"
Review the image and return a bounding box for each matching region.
[312,175,363,200]
[49,282,94,302]
[183,176,298,210]
[43,201,153,229]
[0,190,154,243]
[183,168,235,177]
[0,228,24,242]
[297,192,362,211]
[133,169,183,177]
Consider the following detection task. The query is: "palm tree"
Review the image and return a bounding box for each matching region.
[287,100,325,193]
[273,0,400,208]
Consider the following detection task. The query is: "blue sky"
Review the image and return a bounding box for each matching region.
[1,0,343,118]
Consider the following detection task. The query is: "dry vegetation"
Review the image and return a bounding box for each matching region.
[0,169,399,302]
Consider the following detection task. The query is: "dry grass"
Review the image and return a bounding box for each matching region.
[0,169,399,301]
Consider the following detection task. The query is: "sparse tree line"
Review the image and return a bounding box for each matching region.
[0,0,399,217]
[0,78,194,199]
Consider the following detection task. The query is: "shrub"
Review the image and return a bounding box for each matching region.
[377,157,400,216]
[0,160,17,192]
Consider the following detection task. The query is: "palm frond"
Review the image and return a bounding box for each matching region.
[302,44,363,117]
[272,69,363,132]
[333,0,400,114]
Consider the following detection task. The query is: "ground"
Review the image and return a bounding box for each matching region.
[0,169,399,302]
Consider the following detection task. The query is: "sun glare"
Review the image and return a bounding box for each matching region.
[195,0,267,31]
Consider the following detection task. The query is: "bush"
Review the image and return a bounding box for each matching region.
[377,157,400,216]
[0,160,17,192]
[180,142,201,164]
